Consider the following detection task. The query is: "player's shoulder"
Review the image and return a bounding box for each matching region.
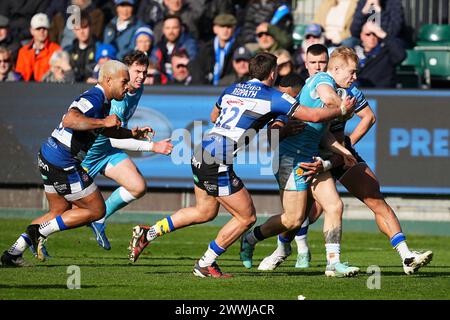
[312,71,335,85]
[78,85,105,106]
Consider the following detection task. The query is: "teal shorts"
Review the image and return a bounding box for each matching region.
[82,149,129,178]
[274,154,312,191]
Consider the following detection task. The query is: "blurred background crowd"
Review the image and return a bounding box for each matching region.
[0,0,449,88]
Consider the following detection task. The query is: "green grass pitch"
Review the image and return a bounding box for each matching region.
[0,218,449,300]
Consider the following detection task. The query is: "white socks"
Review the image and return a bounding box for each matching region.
[325,243,340,265]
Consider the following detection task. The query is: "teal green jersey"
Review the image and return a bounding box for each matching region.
[82,86,144,167]
[280,72,336,158]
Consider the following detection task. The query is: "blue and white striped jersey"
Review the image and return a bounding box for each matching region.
[40,84,110,168]
[82,86,144,166]
[204,79,298,158]
[329,83,368,133]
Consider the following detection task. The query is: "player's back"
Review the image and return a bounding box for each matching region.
[206,79,297,159]
[280,72,336,158]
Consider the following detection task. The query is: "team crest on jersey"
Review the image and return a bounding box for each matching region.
[231,177,240,187]
[296,168,304,176]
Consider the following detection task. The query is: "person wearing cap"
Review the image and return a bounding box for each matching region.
[15,13,62,82]
[191,13,239,85]
[66,10,99,82]
[0,15,21,65]
[86,43,117,83]
[103,0,144,60]
[150,15,198,84]
[218,46,251,86]
[313,0,358,46]
[132,25,154,56]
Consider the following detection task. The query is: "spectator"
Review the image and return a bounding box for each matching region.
[313,0,358,46]
[103,0,144,60]
[0,15,21,65]
[293,23,327,76]
[350,0,409,47]
[197,0,235,42]
[151,15,198,82]
[51,0,105,50]
[15,13,62,82]
[238,0,293,46]
[66,10,98,82]
[169,48,192,85]
[143,60,163,85]
[132,26,155,56]
[86,43,117,83]
[190,13,239,85]
[151,0,203,41]
[0,0,50,42]
[136,0,164,29]
[218,45,251,86]
[0,47,22,82]
[273,48,294,85]
[42,50,75,83]
[353,21,406,87]
[251,22,292,54]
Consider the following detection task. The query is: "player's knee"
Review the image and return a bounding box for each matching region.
[283,215,302,230]
[242,213,257,229]
[324,200,344,217]
[90,205,105,221]
[127,181,147,199]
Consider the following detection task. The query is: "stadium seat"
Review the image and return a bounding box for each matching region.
[292,24,306,48]
[396,50,431,88]
[416,24,450,47]
[417,49,450,81]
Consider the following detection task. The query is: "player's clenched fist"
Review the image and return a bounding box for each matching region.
[103,114,121,128]
[152,139,173,155]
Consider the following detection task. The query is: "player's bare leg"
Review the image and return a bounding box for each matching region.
[241,190,310,269]
[193,187,256,278]
[89,158,147,250]
[340,163,433,274]
[129,185,220,263]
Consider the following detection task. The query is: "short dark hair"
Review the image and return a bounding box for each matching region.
[278,73,304,89]
[306,44,328,57]
[122,50,149,67]
[249,52,277,80]
[79,10,91,27]
[163,14,182,26]
[172,48,189,59]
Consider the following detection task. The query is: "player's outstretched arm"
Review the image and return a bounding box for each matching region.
[110,138,173,155]
[293,96,356,123]
[63,109,121,131]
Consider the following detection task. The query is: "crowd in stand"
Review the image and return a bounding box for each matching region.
[0,0,413,88]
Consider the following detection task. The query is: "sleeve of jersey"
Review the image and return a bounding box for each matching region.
[271,91,299,118]
[350,86,369,113]
[314,73,335,90]
[215,87,229,110]
[69,93,103,118]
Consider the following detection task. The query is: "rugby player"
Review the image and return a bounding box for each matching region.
[1,60,152,266]
[127,52,357,278]
[83,51,173,250]
[239,47,360,277]
[259,45,433,275]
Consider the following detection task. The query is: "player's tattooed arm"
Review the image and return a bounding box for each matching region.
[63,109,121,131]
